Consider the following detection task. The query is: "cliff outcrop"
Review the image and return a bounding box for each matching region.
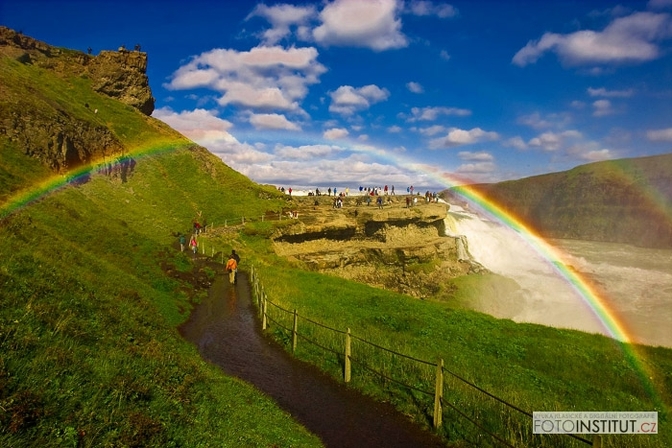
[273,196,478,298]
[0,26,154,174]
[0,27,154,115]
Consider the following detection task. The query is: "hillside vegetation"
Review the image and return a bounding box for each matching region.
[458,155,672,248]
[1,32,671,447]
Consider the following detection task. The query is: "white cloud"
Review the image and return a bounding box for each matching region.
[324,127,350,140]
[528,130,582,151]
[249,113,301,131]
[517,112,552,129]
[329,84,390,115]
[388,125,403,133]
[166,45,326,112]
[581,149,616,161]
[407,106,471,121]
[406,1,458,18]
[312,0,408,51]
[429,127,499,148]
[152,107,235,142]
[439,50,451,60]
[274,143,343,160]
[455,162,497,175]
[517,111,572,130]
[406,81,424,93]
[458,151,494,161]
[418,125,446,136]
[571,100,586,109]
[592,99,614,116]
[646,127,672,141]
[505,136,527,150]
[247,3,317,45]
[587,87,635,97]
[512,12,672,67]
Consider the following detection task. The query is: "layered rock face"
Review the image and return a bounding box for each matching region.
[273,198,475,298]
[0,26,154,175]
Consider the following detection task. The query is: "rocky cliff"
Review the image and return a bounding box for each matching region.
[272,196,479,298]
[450,154,672,248]
[0,26,154,173]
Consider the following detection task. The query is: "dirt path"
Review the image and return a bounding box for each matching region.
[179,271,446,448]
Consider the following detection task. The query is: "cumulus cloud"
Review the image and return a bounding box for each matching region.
[646,127,672,141]
[166,45,326,112]
[406,81,424,93]
[418,125,446,136]
[407,106,471,121]
[247,3,317,45]
[324,127,350,140]
[439,50,451,60]
[592,99,615,116]
[329,84,390,115]
[249,113,301,131]
[458,151,494,161]
[587,87,635,97]
[388,125,403,133]
[512,12,672,67]
[406,1,458,18]
[274,143,343,160]
[429,127,499,148]
[528,130,582,151]
[580,149,616,161]
[152,107,235,142]
[312,0,408,51]
[505,136,527,150]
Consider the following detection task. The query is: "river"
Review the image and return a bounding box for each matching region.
[445,203,672,348]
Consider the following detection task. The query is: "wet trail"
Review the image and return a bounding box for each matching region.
[179,272,446,448]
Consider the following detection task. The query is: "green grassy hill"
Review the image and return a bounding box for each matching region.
[2,36,671,447]
[456,154,672,248]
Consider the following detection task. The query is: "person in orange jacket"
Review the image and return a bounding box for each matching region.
[225,254,238,285]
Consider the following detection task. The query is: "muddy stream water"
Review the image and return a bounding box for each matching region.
[179,272,446,448]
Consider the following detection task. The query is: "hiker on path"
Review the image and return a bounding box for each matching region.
[225,254,238,285]
[189,235,198,254]
[179,233,186,252]
[231,250,240,284]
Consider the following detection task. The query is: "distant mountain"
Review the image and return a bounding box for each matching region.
[448,154,672,248]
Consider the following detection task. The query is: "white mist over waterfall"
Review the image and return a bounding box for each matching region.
[444,204,608,337]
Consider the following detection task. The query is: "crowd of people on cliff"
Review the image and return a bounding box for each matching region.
[278,185,440,202]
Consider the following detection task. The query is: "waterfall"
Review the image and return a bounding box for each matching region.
[443,202,607,336]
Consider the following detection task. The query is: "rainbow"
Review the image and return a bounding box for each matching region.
[0,139,191,219]
[1,133,669,409]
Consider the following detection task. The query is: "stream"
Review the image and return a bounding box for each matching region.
[179,271,446,448]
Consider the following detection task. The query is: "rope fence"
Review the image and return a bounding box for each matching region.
[249,265,601,448]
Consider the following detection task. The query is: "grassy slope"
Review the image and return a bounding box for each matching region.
[254,265,672,447]
[2,52,671,447]
[0,56,321,447]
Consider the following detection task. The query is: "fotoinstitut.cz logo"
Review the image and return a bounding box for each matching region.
[533,412,658,434]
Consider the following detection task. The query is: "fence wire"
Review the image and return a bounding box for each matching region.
[248,266,595,448]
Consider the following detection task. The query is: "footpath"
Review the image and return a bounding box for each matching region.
[179,271,445,448]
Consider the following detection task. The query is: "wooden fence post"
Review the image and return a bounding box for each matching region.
[344,328,352,383]
[593,435,601,448]
[225,220,228,227]
[262,293,267,330]
[292,310,298,353]
[433,358,444,428]
[262,215,264,222]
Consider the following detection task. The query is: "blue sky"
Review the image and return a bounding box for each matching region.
[3,0,672,191]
